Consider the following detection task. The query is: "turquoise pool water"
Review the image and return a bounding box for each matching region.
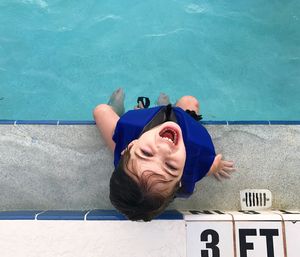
[0,0,299,120]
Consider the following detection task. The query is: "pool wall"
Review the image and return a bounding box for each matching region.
[0,209,299,257]
[0,121,299,211]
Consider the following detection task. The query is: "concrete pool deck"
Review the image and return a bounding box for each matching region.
[0,123,299,211]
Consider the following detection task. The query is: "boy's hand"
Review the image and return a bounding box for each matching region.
[208,154,236,181]
[134,101,145,110]
[134,97,150,110]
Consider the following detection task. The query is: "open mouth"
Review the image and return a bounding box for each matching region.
[159,127,178,145]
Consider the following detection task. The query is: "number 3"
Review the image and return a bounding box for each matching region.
[200,229,220,257]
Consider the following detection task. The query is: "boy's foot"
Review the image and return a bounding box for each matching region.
[107,88,125,116]
[156,93,171,106]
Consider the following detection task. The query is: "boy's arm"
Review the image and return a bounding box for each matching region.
[93,104,120,152]
[207,154,236,180]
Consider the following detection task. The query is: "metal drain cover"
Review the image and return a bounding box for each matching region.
[240,189,272,210]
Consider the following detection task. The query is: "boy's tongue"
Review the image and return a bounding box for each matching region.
[161,130,174,141]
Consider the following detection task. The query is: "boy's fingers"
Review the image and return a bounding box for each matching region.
[214,173,222,181]
[223,167,236,172]
[134,102,144,110]
[223,160,234,166]
[219,170,231,179]
[138,102,144,109]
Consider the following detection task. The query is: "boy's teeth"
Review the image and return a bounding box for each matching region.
[162,137,174,144]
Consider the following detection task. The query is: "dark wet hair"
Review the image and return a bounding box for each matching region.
[109,147,179,222]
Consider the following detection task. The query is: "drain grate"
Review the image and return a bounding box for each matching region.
[240,189,272,210]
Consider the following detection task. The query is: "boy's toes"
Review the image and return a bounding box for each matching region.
[156,93,170,106]
[108,88,125,116]
[108,88,125,103]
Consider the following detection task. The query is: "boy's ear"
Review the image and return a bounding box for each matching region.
[121,140,137,155]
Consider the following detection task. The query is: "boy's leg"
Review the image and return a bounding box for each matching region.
[175,96,200,114]
[93,88,125,152]
[93,104,119,152]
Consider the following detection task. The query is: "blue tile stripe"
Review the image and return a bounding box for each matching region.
[228,120,271,125]
[86,210,128,220]
[154,210,183,220]
[267,120,300,125]
[0,120,96,125]
[0,210,183,221]
[36,210,88,220]
[0,120,300,125]
[0,210,43,220]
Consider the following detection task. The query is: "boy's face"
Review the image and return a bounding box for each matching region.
[122,121,186,194]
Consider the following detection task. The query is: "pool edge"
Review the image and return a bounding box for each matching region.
[0,120,300,125]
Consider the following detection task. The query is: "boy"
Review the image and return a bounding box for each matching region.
[93,88,235,221]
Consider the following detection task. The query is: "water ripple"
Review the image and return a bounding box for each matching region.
[143,28,193,38]
[58,27,73,32]
[184,3,206,14]
[94,15,122,23]
[22,0,48,9]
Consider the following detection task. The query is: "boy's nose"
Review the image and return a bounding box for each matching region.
[156,142,172,155]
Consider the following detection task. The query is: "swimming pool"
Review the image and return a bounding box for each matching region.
[0,0,299,120]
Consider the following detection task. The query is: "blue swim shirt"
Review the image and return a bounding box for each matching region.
[112,106,216,196]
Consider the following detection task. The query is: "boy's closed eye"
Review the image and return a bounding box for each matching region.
[140,149,178,171]
[166,163,178,171]
[141,149,153,157]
